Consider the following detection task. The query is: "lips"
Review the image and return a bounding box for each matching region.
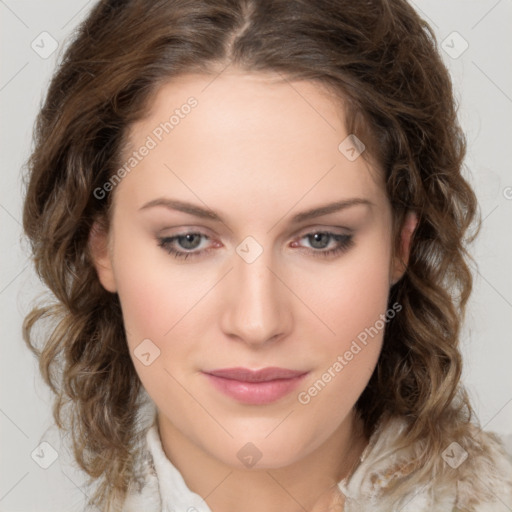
[206,367,307,382]
[203,367,308,405]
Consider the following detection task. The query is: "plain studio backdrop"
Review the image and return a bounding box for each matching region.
[1,1,511,510]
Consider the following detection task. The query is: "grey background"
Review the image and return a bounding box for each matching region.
[1,1,511,510]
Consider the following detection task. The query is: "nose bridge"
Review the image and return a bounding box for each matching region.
[221,242,288,345]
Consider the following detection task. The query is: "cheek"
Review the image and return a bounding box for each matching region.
[110,234,225,398]
[295,280,389,441]
[112,237,209,340]
[111,243,203,407]
[294,236,392,409]
[306,235,393,344]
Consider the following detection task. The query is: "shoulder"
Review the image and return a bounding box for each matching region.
[340,416,512,512]
[122,399,162,512]
[454,423,512,511]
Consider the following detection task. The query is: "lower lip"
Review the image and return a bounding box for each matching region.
[204,373,308,405]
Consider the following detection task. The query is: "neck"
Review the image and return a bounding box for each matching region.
[158,410,368,512]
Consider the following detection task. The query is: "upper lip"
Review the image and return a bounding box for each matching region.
[205,367,308,382]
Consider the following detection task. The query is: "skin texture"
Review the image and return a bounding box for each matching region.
[90,71,417,512]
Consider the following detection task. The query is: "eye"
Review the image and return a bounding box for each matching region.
[157,232,213,259]
[292,231,354,258]
[157,230,354,260]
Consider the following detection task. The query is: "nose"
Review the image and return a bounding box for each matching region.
[219,248,291,347]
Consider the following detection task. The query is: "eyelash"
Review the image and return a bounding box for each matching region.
[157,231,354,260]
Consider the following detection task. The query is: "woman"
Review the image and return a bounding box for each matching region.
[22,0,512,510]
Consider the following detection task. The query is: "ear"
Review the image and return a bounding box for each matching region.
[88,220,117,293]
[390,210,418,286]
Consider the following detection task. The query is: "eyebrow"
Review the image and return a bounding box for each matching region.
[139,197,373,224]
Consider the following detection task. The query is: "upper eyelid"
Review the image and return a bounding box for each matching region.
[295,225,353,236]
[158,224,353,238]
[160,228,352,248]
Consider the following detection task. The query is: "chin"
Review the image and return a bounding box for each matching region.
[209,433,319,471]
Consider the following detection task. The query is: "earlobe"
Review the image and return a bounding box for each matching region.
[390,211,418,286]
[88,221,117,293]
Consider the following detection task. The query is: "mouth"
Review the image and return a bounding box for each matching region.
[203,367,309,405]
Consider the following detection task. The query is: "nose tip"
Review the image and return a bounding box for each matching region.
[220,257,290,347]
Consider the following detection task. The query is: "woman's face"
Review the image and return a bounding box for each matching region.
[92,71,412,470]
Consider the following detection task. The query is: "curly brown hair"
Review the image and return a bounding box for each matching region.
[22,0,480,509]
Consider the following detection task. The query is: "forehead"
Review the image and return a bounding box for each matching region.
[116,71,385,213]
[127,71,347,152]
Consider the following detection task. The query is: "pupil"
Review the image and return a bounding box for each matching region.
[180,234,200,249]
[310,233,329,249]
